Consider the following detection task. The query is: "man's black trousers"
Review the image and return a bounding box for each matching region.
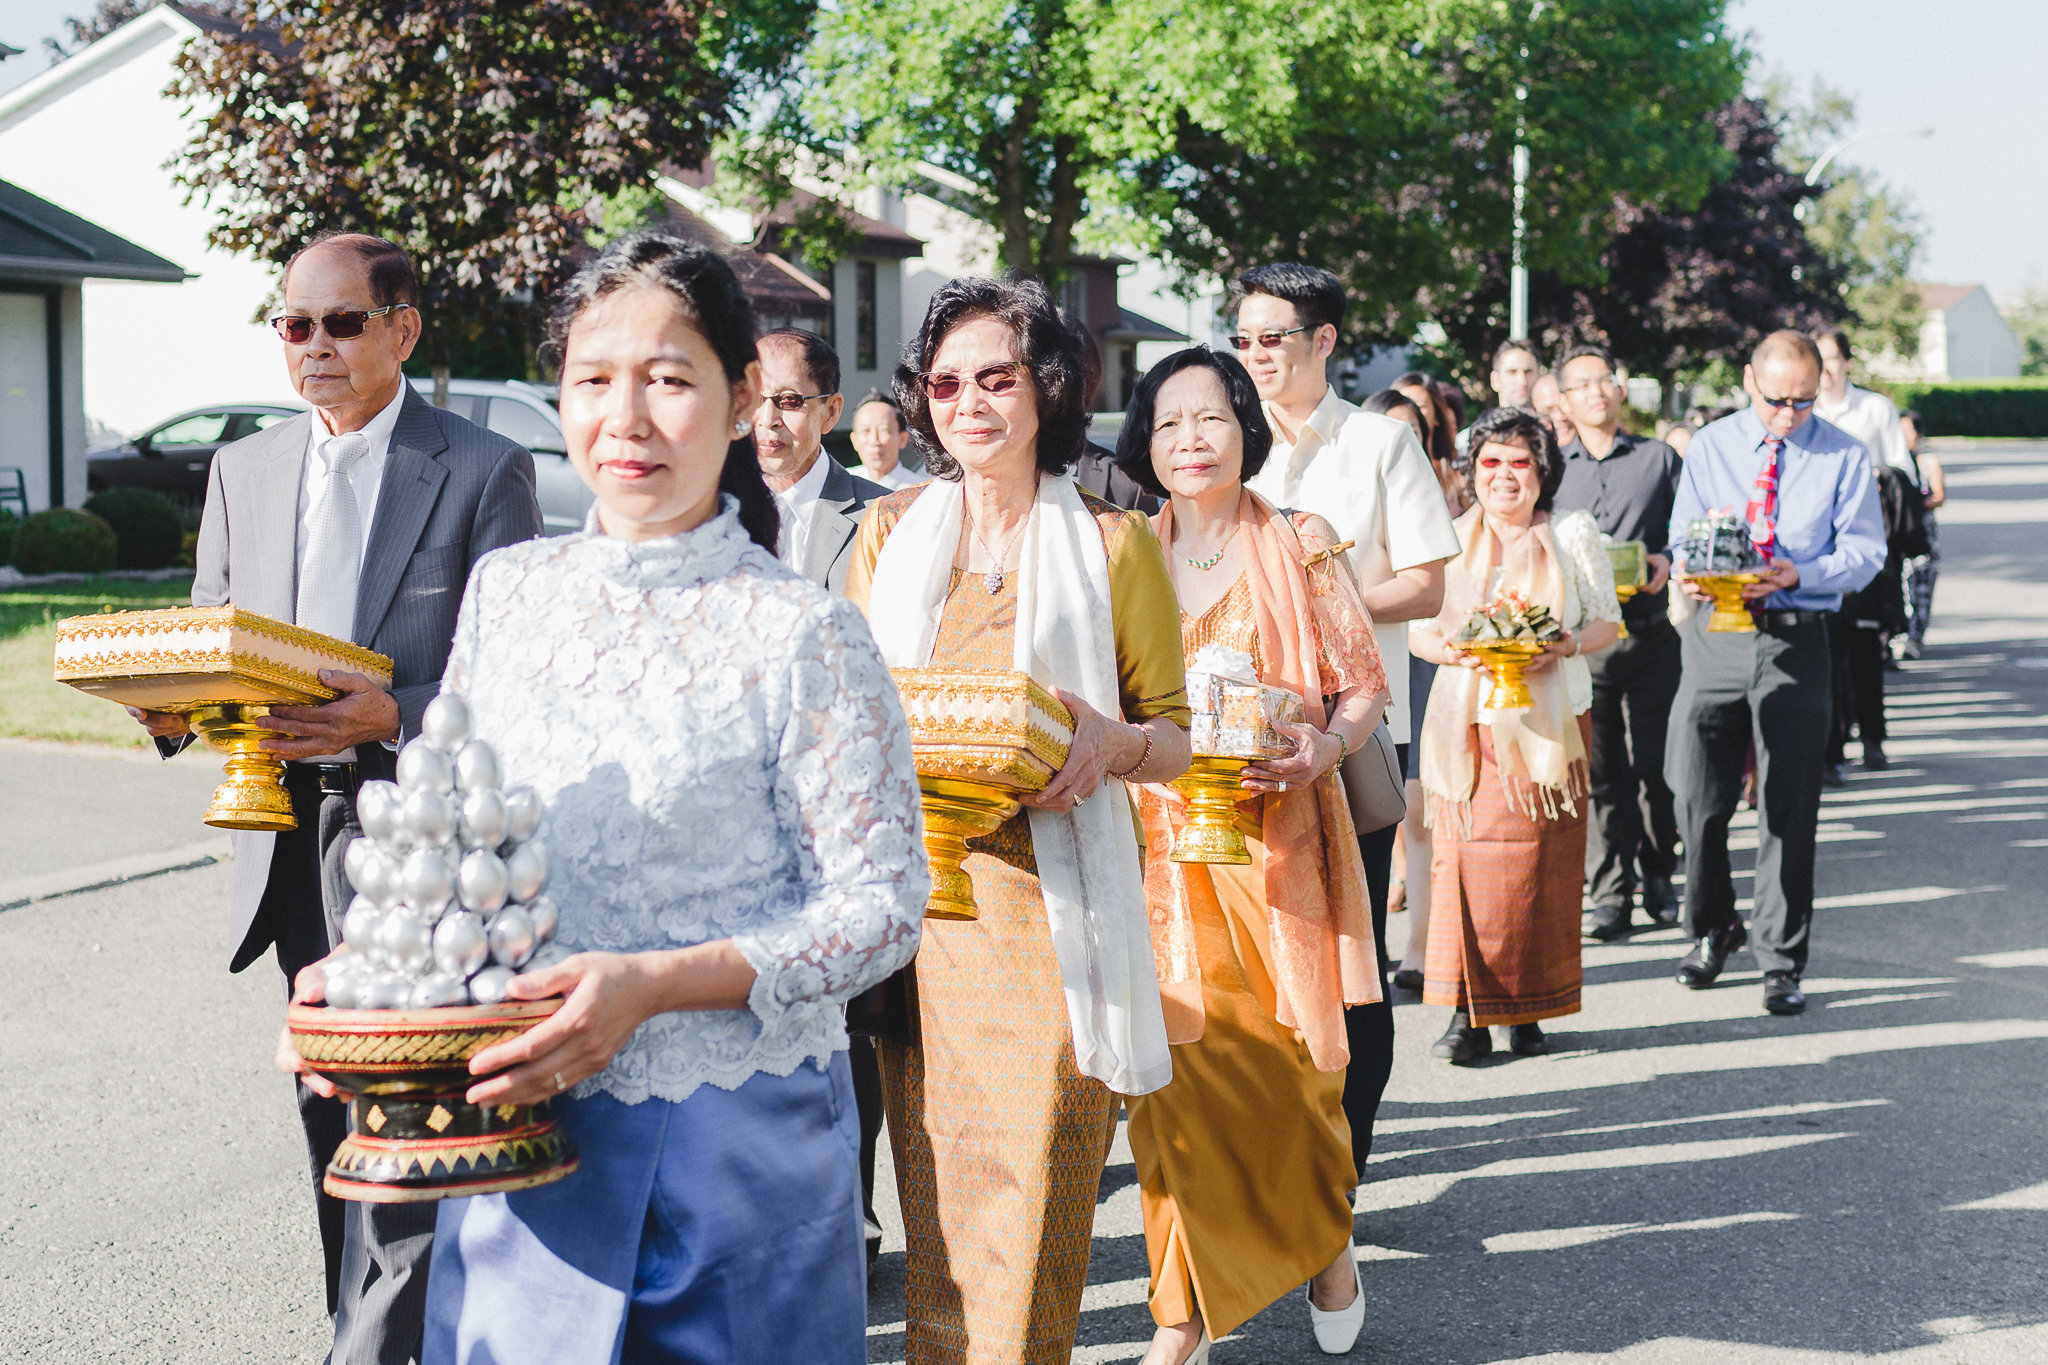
[1583,619,1683,909]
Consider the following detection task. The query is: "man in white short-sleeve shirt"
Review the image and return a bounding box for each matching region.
[1813,326,1918,481]
[1233,263,1460,1206]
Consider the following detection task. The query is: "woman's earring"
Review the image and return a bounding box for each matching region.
[734,419,751,436]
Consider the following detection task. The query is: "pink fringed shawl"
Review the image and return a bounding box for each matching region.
[1139,489,1385,1072]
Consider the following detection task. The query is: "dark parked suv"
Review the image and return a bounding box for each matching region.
[87,404,300,512]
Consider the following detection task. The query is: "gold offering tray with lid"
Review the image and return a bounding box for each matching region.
[891,667,1074,920]
[52,606,394,831]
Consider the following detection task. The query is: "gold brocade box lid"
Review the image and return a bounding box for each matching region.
[52,606,394,713]
[890,666,1074,792]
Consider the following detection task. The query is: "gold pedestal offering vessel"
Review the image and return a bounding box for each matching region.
[1687,574,1763,632]
[1168,755,1260,864]
[890,668,1073,921]
[1607,540,1647,640]
[1171,657,1303,866]
[52,606,394,830]
[1464,640,1549,710]
[288,998,579,1202]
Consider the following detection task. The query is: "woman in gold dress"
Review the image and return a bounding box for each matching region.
[844,275,1192,1365]
[1114,347,1391,1363]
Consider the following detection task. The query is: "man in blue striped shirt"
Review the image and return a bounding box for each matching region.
[1664,331,1885,1016]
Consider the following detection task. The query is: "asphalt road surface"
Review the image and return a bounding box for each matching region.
[3,438,2044,1364]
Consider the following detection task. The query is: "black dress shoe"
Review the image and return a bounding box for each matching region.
[1430,1012,1493,1064]
[1391,968,1424,993]
[1583,902,1632,942]
[1822,761,1847,788]
[1640,875,1680,925]
[1862,744,1889,771]
[1508,1022,1549,1056]
[1762,971,1807,1015]
[1675,923,1748,989]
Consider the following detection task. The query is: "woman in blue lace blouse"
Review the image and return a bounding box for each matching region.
[409,235,929,1362]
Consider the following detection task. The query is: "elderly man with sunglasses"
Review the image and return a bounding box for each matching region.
[753,328,886,592]
[128,232,542,1364]
[1664,331,1884,1017]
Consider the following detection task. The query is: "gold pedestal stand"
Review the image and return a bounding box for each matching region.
[1169,755,1257,865]
[1690,574,1762,632]
[189,703,297,831]
[1465,641,1548,710]
[1614,585,1637,639]
[915,776,1025,921]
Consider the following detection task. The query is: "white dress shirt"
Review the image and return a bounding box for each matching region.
[294,383,406,761]
[865,460,924,491]
[1816,383,1919,484]
[1245,384,1462,743]
[773,450,834,571]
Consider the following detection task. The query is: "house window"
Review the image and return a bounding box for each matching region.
[855,260,878,371]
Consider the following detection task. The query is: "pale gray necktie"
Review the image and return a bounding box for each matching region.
[296,431,371,641]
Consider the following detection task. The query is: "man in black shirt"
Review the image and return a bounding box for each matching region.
[1551,344,1685,940]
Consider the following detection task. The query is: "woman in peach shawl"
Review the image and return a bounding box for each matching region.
[1410,407,1620,1064]
[1113,348,1390,1365]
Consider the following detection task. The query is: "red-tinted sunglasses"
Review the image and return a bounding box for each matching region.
[922,364,1024,403]
[269,303,412,344]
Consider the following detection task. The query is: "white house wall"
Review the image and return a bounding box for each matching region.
[0,21,298,436]
[1942,289,2023,380]
[829,256,905,420]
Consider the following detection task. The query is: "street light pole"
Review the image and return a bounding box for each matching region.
[1508,2,1545,341]
[1794,125,1933,221]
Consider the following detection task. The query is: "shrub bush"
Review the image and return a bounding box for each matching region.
[11,508,118,575]
[83,487,184,569]
[0,508,17,559]
[1878,379,2048,438]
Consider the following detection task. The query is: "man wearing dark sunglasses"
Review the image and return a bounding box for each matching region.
[753,329,886,593]
[1664,330,1884,1019]
[128,232,541,1363]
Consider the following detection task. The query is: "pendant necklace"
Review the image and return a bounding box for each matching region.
[966,490,1024,593]
[1182,524,1238,572]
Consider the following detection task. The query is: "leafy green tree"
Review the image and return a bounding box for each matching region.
[2005,285,2048,378]
[169,0,809,385]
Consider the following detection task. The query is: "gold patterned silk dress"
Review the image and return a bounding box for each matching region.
[845,485,1189,1365]
[1124,570,1360,1341]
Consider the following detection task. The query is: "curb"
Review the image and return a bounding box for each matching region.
[0,837,233,912]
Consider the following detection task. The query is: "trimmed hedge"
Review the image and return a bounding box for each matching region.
[84,487,184,569]
[11,508,118,575]
[1878,379,2048,438]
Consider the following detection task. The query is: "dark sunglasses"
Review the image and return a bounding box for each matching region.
[921,364,1023,402]
[760,391,831,413]
[269,303,412,344]
[1228,325,1308,351]
[1758,392,1818,412]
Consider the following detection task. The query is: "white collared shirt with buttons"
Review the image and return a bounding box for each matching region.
[773,449,833,571]
[1815,382,1919,484]
[1244,384,1462,744]
[294,382,407,761]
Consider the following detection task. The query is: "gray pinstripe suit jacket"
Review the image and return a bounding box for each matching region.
[176,386,543,970]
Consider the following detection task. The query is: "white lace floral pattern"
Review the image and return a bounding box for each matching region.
[1552,508,1624,713]
[444,497,928,1105]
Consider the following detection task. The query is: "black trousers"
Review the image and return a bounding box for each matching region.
[849,1035,883,1234]
[266,766,434,1365]
[1827,612,1888,763]
[1665,614,1832,976]
[1583,619,1683,908]
[1340,753,1400,1185]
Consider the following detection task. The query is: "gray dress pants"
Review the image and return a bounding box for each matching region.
[1664,611,1832,976]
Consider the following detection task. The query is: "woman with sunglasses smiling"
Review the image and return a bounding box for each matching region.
[1408,407,1620,1064]
[845,275,1192,1364]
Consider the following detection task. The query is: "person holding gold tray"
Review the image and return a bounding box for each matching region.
[1410,408,1620,1066]
[1107,346,1390,1364]
[846,275,1190,1365]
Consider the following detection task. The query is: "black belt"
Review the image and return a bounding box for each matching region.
[1756,609,1827,629]
[287,761,359,797]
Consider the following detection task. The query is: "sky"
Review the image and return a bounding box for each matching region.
[3,0,2043,300]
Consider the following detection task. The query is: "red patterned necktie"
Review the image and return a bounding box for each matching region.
[1745,436,1782,561]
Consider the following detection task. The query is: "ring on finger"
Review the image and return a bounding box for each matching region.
[552,1071,566,1094]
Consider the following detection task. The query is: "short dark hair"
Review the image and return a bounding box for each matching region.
[1431,377,1468,429]
[1391,371,1456,466]
[760,327,841,397]
[1493,338,1540,369]
[1361,387,1427,431]
[1227,263,1346,335]
[1464,406,1565,512]
[1812,325,1854,361]
[894,274,1088,479]
[854,389,902,429]
[1553,342,1615,382]
[1753,329,1823,373]
[1063,308,1105,409]
[1113,347,1272,499]
[284,232,419,308]
[544,231,778,553]
[1900,407,1922,426]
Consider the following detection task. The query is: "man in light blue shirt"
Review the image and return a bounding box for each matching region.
[1664,331,1884,1016]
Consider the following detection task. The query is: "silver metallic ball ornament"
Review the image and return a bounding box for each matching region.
[358,969,411,1010]
[468,965,516,1005]
[454,740,502,795]
[421,693,472,752]
[378,908,432,970]
[400,788,456,846]
[355,780,402,841]
[457,849,510,915]
[343,837,377,889]
[486,905,537,968]
[342,895,382,951]
[408,972,470,1009]
[505,842,550,903]
[524,894,559,942]
[396,740,453,794]
[351,847,400,908]
[432,911,491,977]
[503,786,543,843]
[521,941,571,975]
[459,789,508,850]
[400,847,455,907]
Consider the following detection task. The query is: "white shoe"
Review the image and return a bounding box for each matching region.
[1140,1326,1210,1365]
[1306,1246,1365,1354]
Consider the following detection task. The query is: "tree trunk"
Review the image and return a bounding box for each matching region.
[1037,136,1083,278]
[996,95,1043,272]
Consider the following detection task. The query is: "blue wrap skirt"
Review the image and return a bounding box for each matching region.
[423,1054,866,1364]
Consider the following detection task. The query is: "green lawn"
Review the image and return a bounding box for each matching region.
[0,576,194,746]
